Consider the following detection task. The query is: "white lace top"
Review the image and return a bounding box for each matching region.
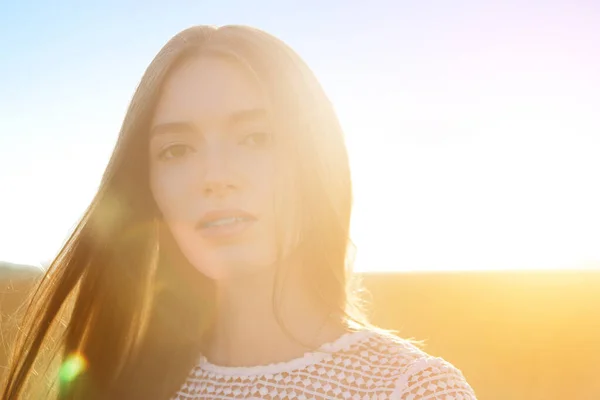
[171,329,477,399]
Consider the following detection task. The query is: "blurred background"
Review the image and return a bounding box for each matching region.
[1,1,599,399]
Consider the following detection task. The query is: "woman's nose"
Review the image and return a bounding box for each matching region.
[201,140,238,198]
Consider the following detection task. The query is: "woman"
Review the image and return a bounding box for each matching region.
[2,26,476,399]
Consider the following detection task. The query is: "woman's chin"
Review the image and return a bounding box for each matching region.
[188,247,278,281]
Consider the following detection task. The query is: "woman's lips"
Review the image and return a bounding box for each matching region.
[195,209,257,240]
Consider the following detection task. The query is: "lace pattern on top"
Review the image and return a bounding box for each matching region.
[172,330,476,400]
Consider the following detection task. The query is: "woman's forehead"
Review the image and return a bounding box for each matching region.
[152,55,268,127]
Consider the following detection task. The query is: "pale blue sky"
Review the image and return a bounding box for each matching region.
[1,1,599,271]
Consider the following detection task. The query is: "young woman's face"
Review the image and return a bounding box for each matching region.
[149,55,280,280]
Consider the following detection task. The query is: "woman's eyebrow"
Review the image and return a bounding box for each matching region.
[150,108,268,137]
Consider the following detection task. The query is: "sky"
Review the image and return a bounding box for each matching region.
[0,0,599,272]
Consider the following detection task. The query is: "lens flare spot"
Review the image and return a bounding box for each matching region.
[59,352,87,383]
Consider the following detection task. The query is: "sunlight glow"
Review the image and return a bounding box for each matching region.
[341,86,600,272]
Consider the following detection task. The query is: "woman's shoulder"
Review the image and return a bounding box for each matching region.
[327,328,477,399]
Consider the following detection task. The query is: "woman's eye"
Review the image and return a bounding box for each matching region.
[240,132,271,147]
[157,144,194,161]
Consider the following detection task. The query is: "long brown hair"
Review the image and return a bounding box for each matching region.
[2,25,361,399]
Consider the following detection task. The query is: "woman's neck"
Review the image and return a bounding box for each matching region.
[203,263,347,367]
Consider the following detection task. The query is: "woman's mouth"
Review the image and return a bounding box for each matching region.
[201,216,253,228]
[196,210,257,240]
